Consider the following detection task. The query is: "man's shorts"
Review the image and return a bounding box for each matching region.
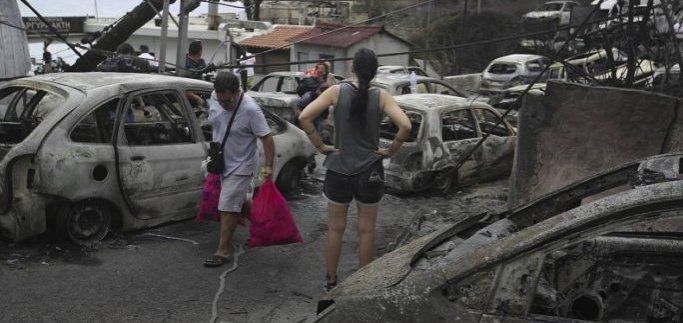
[323,159,384,206]
[218,174,253,213]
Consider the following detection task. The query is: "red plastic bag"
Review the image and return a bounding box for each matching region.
[195,173,223,222]
[248,179,303,247]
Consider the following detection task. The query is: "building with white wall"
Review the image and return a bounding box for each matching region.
[287,22,411,77]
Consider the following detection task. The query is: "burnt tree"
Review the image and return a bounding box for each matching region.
[68,0,177,72]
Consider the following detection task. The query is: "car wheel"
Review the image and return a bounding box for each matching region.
[276,160,304,195]
[56,200,112,246]
[432,168,457,195]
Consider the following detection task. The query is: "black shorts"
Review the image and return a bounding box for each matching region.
[323,160,385,205]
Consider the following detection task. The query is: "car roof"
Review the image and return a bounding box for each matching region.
[266,71,305,77]
[248,91,299,105]
[22,72,211,92]
[491,54,545,64]
[394,94,483,111]
[372,74,442,86]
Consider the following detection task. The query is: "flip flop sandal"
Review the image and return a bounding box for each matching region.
[203,255,229,267]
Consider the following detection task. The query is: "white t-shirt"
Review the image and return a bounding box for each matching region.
[138,52,158,67]
[208,92,271,177]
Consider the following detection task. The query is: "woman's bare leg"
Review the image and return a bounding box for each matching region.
[325,202,349,281]
[356,203,378,267]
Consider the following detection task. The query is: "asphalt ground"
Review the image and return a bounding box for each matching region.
[0,173,508,323]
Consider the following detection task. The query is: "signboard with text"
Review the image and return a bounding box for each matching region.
[21,16,89,36]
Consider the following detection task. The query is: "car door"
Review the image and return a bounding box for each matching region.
[471,107,516,181]
[438,108,482,184]
[115,89,206,219]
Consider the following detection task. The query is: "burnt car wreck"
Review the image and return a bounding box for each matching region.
[317,153,683,322]
[380,94,516,193]
[0,73,315,245]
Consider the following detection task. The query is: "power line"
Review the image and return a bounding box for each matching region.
[198,0,252,9]
[238,0,443,62]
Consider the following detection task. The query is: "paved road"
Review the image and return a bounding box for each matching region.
[0,177,507,323]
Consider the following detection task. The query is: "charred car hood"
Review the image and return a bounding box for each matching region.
[523,11,562,20]
[320,154,683,320]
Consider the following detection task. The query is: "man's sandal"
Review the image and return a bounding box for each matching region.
[203,254,229,267]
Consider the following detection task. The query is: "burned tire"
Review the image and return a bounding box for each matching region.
[432,168,457,195]
[55,200,112,246]
[276,160,304,195]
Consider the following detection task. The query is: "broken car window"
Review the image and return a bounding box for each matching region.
[473,108,511,137]
[122,92,194,146]
[488,63,518,75]
[260,76,279,92]
[281,77,298,94]
[381,110,421,142]
[71,98,119,143]
[441,109,477,141]
[0,87,21,117]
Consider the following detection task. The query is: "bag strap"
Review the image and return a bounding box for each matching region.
[220,92,244,149]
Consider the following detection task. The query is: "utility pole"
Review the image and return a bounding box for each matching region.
[208,0,219,30]
[176,0,199,76]
[477,0,481,14]
[158,0,170,72]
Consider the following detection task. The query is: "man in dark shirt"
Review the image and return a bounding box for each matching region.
[96,43,152,73]
[185,40,207,79]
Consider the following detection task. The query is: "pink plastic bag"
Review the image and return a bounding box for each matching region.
[195,173,223,222]
[248,179,303,247]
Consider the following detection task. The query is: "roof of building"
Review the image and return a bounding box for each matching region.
[239,25,313,50]
[286,21,407,49]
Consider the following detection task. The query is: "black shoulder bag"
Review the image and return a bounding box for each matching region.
[207,93,244,174]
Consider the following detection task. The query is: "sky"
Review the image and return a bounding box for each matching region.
[18,0,246,18]
[18,0,246,65]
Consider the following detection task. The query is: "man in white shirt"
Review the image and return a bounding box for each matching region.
[204,72,275,267]
[138,44,158,68]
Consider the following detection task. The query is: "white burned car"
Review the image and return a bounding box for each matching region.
[380,94,516,193]
[0,73,315,245]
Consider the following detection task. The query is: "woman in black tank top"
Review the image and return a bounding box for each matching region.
[299,48,412,291]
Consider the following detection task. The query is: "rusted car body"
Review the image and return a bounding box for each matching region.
[0,73,315,244]
[371,74,470,98]
[376,65,429,77]
[250,71,343,94]
[248,91,300,124]
[318,153,683,322]
[380,94,516,193]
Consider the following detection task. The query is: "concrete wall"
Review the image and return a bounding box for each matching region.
[509,81,683,207]
[348,33,410,72]
[289,43,345,74]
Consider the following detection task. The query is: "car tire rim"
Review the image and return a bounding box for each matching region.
[68,204,110,243]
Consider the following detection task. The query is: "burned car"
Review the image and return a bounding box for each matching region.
[376,65,429,77]
[318,153,683,322]
[522,1,579,26]
[481,54,551,91]
[380,94,516,193]
[250,71,343,94]
[487,83,547,127]
[0,73,315,245]
[248,91,300,124]
[371,74,470,97]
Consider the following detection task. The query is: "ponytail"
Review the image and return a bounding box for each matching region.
[350,48,378,126]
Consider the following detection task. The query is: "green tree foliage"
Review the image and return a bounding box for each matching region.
[410,11,522,75]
